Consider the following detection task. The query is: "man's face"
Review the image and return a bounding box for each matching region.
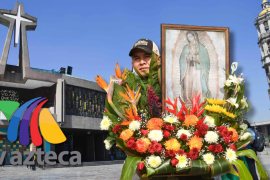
[131,49,152,77]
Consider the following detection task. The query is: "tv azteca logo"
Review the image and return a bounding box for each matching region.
[0,97,81,166]
[0,97,66,145]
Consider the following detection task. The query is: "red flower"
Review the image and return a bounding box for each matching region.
[141,129,148,136]
[209,145,216,152]
[135,116,141,121]
[164,124,176,131]
[148,145,155,154]
[191,147,199,154]
[165,150,175,158]
[163,130,170,138]
[179,114,185,121]
[127,138,137,150]
[187,148,199,160]
[138,162,144,170]
[171,158,179,166]
[153,142,162,154]
[230,144,237,151]
[176,149,185,155]
[223,136,232,144]
[215,144,224,153]
[197,123,209,131]
[180,134,188,141]
[112,124,121,134]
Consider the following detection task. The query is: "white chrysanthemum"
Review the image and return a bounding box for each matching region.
[225,148,237,163]
[100,116,112,130]
[204,116,216,128]
[164,114,178,124]
[147,155,162,168]
[104,140,112,150]
[148,130,163,142]
[129,121,141,131]
[175,155,188,168]
[203,153,215,165]
[240,132,252,141]
[204,131,219,143]
[176,129,192,139]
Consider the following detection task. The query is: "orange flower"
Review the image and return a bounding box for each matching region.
[94,75,108,92]
[228,127,239,142]
[184,115,199,126]
[120,129,133,142]
[119,85,141,103]
[123,106,137,120]
[115,63,127,80]
[188,136,203,150]
[147,118,164,130]
[136,138,151,153]
[164,138,181,151]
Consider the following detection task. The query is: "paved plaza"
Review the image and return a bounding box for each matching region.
[0,155,269,180]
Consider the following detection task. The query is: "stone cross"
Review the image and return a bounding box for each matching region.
[0,1,37,79]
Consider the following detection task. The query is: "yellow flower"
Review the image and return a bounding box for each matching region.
[120,129,133,142]
[206,98,226,105]
[205,104,224,113]
[188,136,203,150]
[184,115,198,126]
[164,138,181,151]
[228,127,239,142]
[222,110,236,119]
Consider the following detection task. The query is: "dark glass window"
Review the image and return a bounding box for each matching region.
[264,21,269,32]
[65,85,106,118]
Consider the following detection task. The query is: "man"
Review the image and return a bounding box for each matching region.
[128,39,213,180]
[129,39,161,77]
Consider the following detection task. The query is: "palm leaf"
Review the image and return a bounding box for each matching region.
[189,159,210,175]
[202,159,230,178]
[231,159,253,180]
[155,159,176,174]
[120,156,142,180]
[236,149,269,180]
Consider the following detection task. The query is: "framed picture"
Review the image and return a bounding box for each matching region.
[161,24,229,111]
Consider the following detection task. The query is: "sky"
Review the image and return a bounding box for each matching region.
[0,0,269,123]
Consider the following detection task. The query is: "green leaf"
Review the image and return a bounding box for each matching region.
[213,115,221,126]
[106,136,115,141]
[231,159,253,180]
[236,149,269,180]
[103,112,119,124]
[120,156,142,180]
[176,166,191,174]
[115,136,142,157]
[189,160,210,175]
[236,136,253,150]
[155,159,176,174]
[202,159,230,178]
[105,98,118,117]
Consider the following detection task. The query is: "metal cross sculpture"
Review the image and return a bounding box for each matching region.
[0,1,37,77]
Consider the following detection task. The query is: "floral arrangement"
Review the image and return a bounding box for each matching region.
[95,58,268,180]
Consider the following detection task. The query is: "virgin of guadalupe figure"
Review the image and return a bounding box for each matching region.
[179,31,211,108]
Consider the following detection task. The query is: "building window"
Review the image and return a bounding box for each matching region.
[264,21,269,32]
[65,85,106,118]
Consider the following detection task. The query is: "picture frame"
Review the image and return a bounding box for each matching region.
[161,24,230,111]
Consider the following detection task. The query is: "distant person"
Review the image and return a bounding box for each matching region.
[242,120,259,180]
[0,157,6,170]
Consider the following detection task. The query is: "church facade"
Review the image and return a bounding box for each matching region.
[0,2,126,164]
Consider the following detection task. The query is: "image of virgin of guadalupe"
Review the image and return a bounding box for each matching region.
[179,31,211,108]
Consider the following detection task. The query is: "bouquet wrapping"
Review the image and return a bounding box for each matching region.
[95,57,268,180]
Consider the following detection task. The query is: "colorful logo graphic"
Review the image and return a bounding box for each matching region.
[0,97,66,146]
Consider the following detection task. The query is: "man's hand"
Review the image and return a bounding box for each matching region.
[250,140,254,144]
